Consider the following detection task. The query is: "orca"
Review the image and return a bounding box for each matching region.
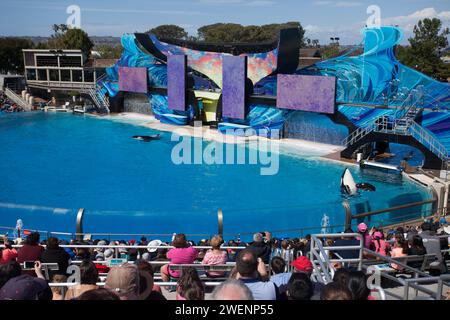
[341,168,358,196]
[132,134,161,142]
[341,168,376,196]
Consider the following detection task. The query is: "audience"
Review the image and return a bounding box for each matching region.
[0,261,22,288]
[390,234,408,271]
[135,259,166,300]
[320,282,352,300]
[161,234,198,284]
[347,271,372,300]
[270,256,292,295]
[286,272,313,300]
[104,263,141,300]
[247,233,272,264]
[201,235,228,278]
[40,237,71,279]
[0,238,18,264]
[65,261,99,300]
[407,235,427,269]
[77,288,120,300]
[17,232,44,264]
[176,267,205,300]
[211,279,254,300]
[235,249,278,300]
[51,274,67,300]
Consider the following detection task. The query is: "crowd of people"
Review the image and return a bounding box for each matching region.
[0,218,449,301]
[0,92,24,113]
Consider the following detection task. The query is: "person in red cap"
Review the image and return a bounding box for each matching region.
[291,256,323,299]
[291,256,313,274]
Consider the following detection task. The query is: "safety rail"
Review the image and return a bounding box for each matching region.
[309,233,364,284]
[409,122,449,163]
[4,87,32,111]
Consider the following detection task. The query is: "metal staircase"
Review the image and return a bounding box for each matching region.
[81,74,110,113]
[3,88,32,111]
[342,102,449,168]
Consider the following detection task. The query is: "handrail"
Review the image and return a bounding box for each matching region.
[4,88,31,110]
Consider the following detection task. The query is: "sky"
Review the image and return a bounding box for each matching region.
[0,0,449,45]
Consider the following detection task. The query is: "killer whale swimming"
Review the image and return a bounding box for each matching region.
[340,168,376,196]
[132,134,161,142]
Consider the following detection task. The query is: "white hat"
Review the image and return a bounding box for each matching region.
[443,225,450,235]
[147,240,162,253]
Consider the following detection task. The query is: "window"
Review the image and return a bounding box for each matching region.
[49,69,59,82]
[36,55,58,67]
[61,70,71,82]
[84,70,94,83]
[59,56,82,67]
[72,70,83,82]
[26,69,36,81]
[37,69,48,81]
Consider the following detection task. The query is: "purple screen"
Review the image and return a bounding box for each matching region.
[168,55,187,111]
[119,67,148,93]
[222,56,247,119]
[277,74,336,114]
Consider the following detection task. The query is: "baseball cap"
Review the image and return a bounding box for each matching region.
[291,256,313,273]
[373,231,383,239]
[0,275,52,300]
[358,223,368,232]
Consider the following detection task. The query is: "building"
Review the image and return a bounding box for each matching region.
[22,49,115,105]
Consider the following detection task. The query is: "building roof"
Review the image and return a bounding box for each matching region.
[84,59,117,68]
[299,48,322,58]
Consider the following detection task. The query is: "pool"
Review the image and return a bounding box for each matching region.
[0,112,432,240]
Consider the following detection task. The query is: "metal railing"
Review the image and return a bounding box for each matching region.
[4,87,32,111]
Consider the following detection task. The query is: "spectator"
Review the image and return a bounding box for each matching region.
[372,231,390,257]
[211,279,254,300]
[138,236,148,259]
[235,249,278,300]
[226,240,238,262]
[358,223,373,249]
[270,256,291,295]
[65,261,99,300]
[347,271,372,300]
[127,239,138,262]
[291,256,323,299]
[176,267,205,300]
[390,234,408,271]
[286,272,313,300]
[0,261,21,288]
[105,263,141,300]
[333,229,360,260]
[419,222,447,275]
[202,235,227,278]
[320,282,352,300]
[161,234,198,283]
[40,237,71,278]
[247,233,271,264]
[135,259,166,300]
[332,268,350,288]
[0,262,52,300]
[407,235,427,269]
[77,288,120,300]
[17,232,44,263]
[51,274,67,300]
[0,238,18,264]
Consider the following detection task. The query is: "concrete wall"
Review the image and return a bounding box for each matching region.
[124,92,153,115]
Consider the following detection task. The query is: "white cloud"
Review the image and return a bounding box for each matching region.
[382,7,450,34]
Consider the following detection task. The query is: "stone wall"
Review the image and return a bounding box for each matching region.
[123,92,153,115]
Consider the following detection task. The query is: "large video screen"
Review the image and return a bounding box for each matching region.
[277,74,336,114]
[118,67,148,93]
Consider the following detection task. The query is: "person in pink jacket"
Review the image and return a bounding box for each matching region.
[161,234,198,282]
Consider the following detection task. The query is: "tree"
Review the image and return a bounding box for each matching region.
[46,25,94,57]
[0,37,34,74]
[197,22,305,46]
[396,18,450,81]
[147,25,188,40]
[94,44,123,59]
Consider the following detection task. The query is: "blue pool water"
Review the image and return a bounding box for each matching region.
[0,113,431,240]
